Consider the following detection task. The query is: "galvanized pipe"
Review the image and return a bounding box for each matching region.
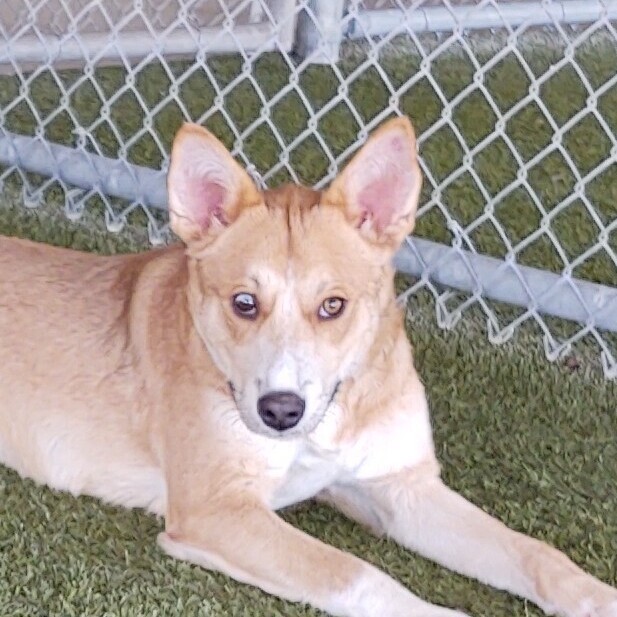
[347,0,617,38]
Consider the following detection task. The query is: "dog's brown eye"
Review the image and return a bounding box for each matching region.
[318,297,346,320]
[232,293,258,319]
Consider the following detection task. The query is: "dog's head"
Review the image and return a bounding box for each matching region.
[167,118,422,438]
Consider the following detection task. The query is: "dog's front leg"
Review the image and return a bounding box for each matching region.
[158,491,468,617]
[322,472,617,617]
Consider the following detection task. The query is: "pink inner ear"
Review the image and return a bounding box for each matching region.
[357,167,414,231]
[184,176,227,229]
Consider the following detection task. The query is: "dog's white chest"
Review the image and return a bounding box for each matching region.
[269,445,341,510]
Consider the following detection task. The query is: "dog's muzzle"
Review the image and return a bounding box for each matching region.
[257,391,305,431]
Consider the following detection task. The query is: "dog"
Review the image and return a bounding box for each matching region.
[0,117,615,617]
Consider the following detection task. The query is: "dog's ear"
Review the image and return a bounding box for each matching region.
[323,117,422,247]
[167,123,261,244]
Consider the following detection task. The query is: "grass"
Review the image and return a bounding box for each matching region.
[1,32,617,616]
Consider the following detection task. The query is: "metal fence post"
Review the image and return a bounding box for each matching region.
[294,0,346,63]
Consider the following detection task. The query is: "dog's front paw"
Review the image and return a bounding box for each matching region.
[581,598,617,617]
[570,582,617,617]
[535,561,617,617]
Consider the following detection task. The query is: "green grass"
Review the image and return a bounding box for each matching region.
[1,34,617,616]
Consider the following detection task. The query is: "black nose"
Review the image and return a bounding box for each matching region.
[257,391,305,431]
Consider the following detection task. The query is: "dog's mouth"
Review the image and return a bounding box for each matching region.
[227,380,342,438]
[228,380,238,403]
[326,380,341,407]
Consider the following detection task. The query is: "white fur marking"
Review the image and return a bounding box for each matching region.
[351,389,434,479]
[265,350,300,392]
[269,444,341,509]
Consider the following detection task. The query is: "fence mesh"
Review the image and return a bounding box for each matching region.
[0,0,616,377]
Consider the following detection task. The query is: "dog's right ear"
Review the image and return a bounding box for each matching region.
[167,124,262,244]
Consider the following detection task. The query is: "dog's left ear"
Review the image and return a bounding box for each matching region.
[323,117,422,247]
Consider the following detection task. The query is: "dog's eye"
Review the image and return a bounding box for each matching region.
[318,297,346,320]
[232,293,258,319]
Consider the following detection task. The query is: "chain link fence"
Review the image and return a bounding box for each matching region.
[1,0,616,377]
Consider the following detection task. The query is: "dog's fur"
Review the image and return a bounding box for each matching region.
[0,118,615,617]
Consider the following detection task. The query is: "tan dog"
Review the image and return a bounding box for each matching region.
[0,118,615,617]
